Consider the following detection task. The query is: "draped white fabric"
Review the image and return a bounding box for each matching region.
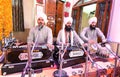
[107,0,120,43]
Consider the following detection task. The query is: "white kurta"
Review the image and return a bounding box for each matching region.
[57,29,84,46]
[27,25,53,45]
[80,27,106,43]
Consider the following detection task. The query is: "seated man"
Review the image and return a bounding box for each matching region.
[80,16,106,44]
[27,12,53,49]
[57,16,84,47]
[54,17,85,68]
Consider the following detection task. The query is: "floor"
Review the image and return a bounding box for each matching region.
[0,51,119,77]
[0,58,118,77]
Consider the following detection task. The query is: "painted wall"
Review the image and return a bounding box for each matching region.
[107,0,120,43]
[107,0,120,56]
[23,0,35,28]
[14,0,80,42]
[13,0,35,42]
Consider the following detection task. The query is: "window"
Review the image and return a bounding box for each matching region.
[84,0,92,3]
[80,4,96,32]
[12,0,24,32]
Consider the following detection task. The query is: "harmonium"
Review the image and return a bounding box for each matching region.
[55,46,86,68]
[1,45,54,75]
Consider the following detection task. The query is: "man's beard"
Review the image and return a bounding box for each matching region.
[38,23,43,31]
[65,25,72,32]
[90,25,96,30]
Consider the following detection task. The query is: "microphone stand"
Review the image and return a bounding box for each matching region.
[81,44,94,77]
[82,44,109,77]
[21,28,41,77]
[105,43,120,77]
[53,44,68,77]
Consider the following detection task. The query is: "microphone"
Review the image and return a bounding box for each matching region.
[105,43,112,50]
[38,24,43,31]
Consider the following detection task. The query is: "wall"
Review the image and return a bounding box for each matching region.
[13,0,35,42]
[107,0,120,56]
[23,0,35,28]
[13,0,83,42]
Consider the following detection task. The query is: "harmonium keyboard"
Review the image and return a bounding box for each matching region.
[7,45,52,63]
[55,46,86,68]
[1,45,54,75]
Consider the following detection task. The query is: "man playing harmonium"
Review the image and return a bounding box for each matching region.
[53,16,85,68]
[27,12,54,49]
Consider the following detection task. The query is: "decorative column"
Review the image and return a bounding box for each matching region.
[64,0,73,17]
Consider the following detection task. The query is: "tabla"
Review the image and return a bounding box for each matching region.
[89,43,111,58]
[96,44,110,58]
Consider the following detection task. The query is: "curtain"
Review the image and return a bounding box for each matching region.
[107,0,120,43]
[12,0,24,32]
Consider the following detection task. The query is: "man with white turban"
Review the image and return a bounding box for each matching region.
[56,16,84,46]
[27,12,53,48]
[53,17,84,68]
[80,16,106,44]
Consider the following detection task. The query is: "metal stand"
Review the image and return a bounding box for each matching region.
[82,45,94,77]
[21,29,41,77]
[104,42,120,77]
[81,44,104,77]
[113,44,119,77]
[21,44,34,77]
[53,44,68,77]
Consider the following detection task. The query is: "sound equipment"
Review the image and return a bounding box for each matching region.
[1,45,54,75]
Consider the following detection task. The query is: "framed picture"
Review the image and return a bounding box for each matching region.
[36,0,43,4]
[35,4,44,26]
[36,4,44,16]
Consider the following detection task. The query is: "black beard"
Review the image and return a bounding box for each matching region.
[90,25,96,30]
[38,24,43,31]
[65,26,72,32]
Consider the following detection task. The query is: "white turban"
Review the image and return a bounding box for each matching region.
[61,17,74,46]
[88,17,97,25]
[63,17,73,29]
[37,12,48,24]
[64,17,73,25]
